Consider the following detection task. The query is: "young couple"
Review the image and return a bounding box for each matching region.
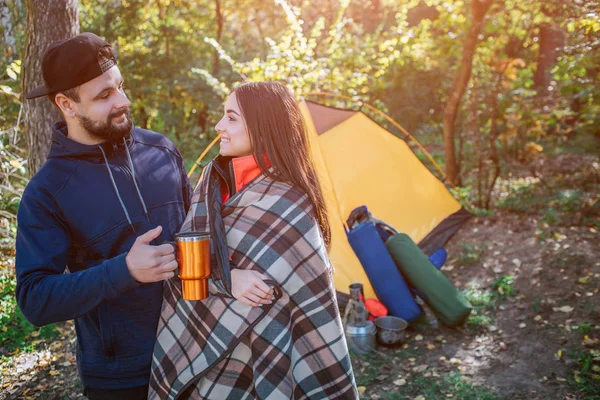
[15,32,357,399]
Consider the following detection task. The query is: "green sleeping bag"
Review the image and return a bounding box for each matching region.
[385,233,472,327]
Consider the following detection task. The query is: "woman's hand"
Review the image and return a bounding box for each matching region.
[231,269,274,307]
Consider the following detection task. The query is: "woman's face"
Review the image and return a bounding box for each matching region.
[215,92,253,157]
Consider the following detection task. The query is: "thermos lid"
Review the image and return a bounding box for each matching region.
[345,320,376,335]
[175,232,211,242]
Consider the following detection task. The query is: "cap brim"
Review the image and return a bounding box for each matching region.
[24,84,49,99]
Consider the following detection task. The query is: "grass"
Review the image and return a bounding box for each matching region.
[544,132,600,156]
[377,372,503,400]
[462,283,495,329]
[465,314,494,329]
[352,344,503,399]
[566,348,600,399]
[496,177,544,213]
[545,249,589,281]
[531,296,543,313]
[490,275,516,299]
[0,267,59,355]
[456,242,483,267]
[460,275,516,330]
[572,323,594,336]
[352,348,421,387]
[496,170,599,241]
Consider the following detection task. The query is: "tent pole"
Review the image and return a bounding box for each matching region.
[188,134,221,178]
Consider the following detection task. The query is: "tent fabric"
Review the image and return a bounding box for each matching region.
[305,101,357,135]
[300,100,468,299]
[418,208,472,255]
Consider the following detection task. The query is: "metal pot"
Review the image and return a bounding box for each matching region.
[374,316,408,347]
[345,320,376,355]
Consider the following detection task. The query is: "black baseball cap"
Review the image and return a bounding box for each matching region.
[25,32,117,100]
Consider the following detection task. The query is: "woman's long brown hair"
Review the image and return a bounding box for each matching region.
[232,81,331,249]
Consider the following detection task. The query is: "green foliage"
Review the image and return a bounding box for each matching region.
[352,347,502,399]
[0,265,58,353]
[465,313,494,329]
[0,3,26,240]
[491,275,516,299]
[496,169,599,238]
[0,0,598,225]
[462,275,516,330]
[572,322,594,336]
[496,177,543,213]
[462,282,495,329]
[463,285,494,308]
[0,59,27,243]
[196,0,402,104]
[456,242,482,266]
[378,372,502,400]
[567,348,600,398]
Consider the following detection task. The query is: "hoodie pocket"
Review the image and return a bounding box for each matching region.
[98,303,116,362]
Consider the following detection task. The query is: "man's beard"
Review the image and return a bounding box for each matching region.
[77,108,133,143]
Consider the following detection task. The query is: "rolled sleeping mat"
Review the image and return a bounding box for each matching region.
[347,223,421,322]
[385,233,472,327]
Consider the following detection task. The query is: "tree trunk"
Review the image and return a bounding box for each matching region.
[1,0,16,61]
[442,0,493,186]
[212,0,223,75]
[533,23,565,95]
[22,0,79,177]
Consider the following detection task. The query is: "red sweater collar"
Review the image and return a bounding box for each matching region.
[231,155,265,193]
[221,154,271,202]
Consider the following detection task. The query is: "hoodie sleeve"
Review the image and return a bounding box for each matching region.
[15,184,140,327]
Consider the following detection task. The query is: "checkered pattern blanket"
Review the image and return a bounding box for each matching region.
[148,162,357,399]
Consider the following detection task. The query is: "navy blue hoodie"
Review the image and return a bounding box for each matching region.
[15,122,192,389]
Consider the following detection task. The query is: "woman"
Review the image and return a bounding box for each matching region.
[149,82,357,399]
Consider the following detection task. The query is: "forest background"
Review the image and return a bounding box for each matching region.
[1,0,599,399]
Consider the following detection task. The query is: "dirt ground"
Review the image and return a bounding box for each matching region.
[350,211,599,400]
[1,154,598,399]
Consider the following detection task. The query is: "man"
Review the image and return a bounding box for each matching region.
[16,32,192,399]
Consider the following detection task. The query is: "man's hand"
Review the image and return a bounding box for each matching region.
[126,226,177,283]
[231,269,274,307]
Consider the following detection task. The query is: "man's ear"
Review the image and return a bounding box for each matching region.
[55,93,77,118]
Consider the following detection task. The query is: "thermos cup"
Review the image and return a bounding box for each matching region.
[174,232,211,300]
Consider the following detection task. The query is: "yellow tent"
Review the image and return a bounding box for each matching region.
[189,97,470,300]
[299,100,470,299]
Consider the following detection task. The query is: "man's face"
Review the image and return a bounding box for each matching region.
[72,66,132,142]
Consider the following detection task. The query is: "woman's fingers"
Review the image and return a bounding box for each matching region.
[230,269,276,307]
[245,292,272,305]
[251,275,273,295]
[240,297,261,307]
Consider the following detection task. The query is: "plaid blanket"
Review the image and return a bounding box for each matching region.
[149,161,357,399]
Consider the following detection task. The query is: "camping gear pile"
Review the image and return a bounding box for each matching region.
[374,316,408,346]
[345,205,472,331]
[297,98,472,333]
[300,99,471,299]
[343,283,378,355]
